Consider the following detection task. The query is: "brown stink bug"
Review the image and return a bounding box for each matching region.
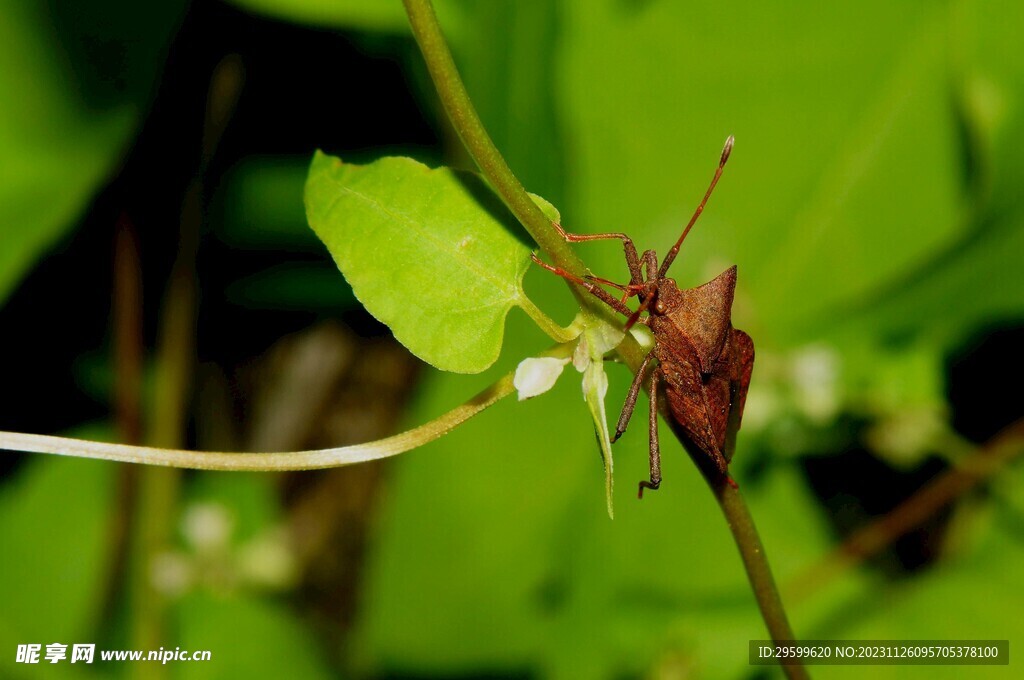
[532,136,754,497]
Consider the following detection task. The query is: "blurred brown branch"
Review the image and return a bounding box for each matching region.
[788,416,1024,602]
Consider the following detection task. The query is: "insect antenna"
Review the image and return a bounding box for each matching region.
[657,135,734,278]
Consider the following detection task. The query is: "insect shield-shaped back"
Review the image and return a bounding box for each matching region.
[651,266,754,475]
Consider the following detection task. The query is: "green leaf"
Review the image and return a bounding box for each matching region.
[305,152,541,374]
[0,0,185,308]
[838,174,1024,353]
[223,0,471,39]
[829,0,1024,356]
[575,322,626,519]
[178,592,333,679]
[225,263,358,312]
[582,361,614,519]
[805,523,1024,680]
[225,0,408,32]
[0,456,115,651]
[214,156,323,251]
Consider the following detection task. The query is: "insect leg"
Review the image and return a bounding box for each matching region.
[585,274,627,290]
[530,254,632,316]
[613,350,654,442]
[617,250,657,331]
[584,274,634,292]
[584,275,649,305]
[641,249,658,281]
[638,368,663,498]
[550,222,643,287]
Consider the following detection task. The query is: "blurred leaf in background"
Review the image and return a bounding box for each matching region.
[213,156,359,312]
[0,450,116,667]
[227,0,410,33]
[0,0,186,307]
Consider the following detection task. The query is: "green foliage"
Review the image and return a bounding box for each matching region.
[577,324,627,519]
[216,157,323,251]
[582,360,614,519]
[305,151,557,373]
[0,455,115,675]
[0,0,185,307]
[226,263,358,312]
[224,0,471,51]
[213,156,361,312]
[225,0,409,33]
[811,526,1024,680]
[178,592,333,679]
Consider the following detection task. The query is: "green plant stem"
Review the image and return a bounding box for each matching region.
[518,293,580,342]
[402,0,619,346]
[0,369,521,469]
[714,481,807,680]
[401,0,584,280]
[0,342,578,470]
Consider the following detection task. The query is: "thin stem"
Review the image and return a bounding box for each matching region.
[0,370,518,470]
[713,480,808,680]
[129,56,244,674]
[129,183,195,669]
[129,125,198,680]
[95,214,144,641]
[517,293,579,343]
[401,0,588,283]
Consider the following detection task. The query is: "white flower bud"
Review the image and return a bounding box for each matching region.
[514,356,571,401]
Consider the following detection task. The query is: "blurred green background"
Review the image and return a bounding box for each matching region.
[1,0,1023,678]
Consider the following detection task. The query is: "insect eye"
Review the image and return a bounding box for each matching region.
[654,299,667,315]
